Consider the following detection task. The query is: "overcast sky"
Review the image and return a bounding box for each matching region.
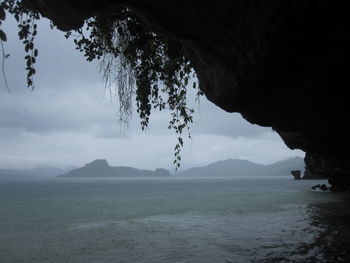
[0,16,304,171]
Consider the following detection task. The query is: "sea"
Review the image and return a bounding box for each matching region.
[0,176,349,263]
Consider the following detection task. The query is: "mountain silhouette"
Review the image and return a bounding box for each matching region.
[58,159,170,177]
[178,157,304,176]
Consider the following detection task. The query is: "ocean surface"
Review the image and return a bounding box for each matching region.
[0,176,349,263]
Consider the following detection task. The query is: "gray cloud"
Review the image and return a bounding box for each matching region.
[0,16,304,170]
[2,17,101,90]
[1,17,266,140]
[0,88,117,135]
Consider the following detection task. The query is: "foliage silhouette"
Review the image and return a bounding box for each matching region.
[0,1,203,169]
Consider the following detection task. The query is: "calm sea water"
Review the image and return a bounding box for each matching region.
[0,176,349,263]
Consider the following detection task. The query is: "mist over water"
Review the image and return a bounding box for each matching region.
[0,177,349,262]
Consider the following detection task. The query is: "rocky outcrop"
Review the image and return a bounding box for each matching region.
[305,153,350,191]
[22,1,349,190]
[291,170,301,180]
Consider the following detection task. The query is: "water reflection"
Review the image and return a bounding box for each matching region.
[304,196,350,263]
[258,194,350,263]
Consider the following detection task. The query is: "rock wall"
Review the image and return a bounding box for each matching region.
[305,153,350,191]
[22,0,349,190]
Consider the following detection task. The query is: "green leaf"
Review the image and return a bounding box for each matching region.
[0,6,5,21]
[0,29,7,41]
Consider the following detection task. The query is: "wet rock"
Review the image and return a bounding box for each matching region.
[320,184,329,191]
[311,184,320,190]
[311,184,329,191]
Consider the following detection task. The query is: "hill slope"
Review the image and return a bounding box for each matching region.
[178,157,304,177]
[58,159,170,177]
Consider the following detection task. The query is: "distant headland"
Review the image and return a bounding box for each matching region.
[177,157,306,177]
[1,157,309,179]
[58,159,170,177]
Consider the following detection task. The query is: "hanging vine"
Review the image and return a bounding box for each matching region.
[1,0,39,90]
[0,1,203,170]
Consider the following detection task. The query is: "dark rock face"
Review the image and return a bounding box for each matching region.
[290,170,301,180]
[305,153,350,191]
[303,167,326,180]
[22,0,349,190]
[303,158,327,180]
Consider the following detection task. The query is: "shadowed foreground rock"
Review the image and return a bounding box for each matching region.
[22,0,349,190]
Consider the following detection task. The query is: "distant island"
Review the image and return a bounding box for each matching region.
[176,157,305,177]
[58,159,170,177]
[2,156,322,179]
